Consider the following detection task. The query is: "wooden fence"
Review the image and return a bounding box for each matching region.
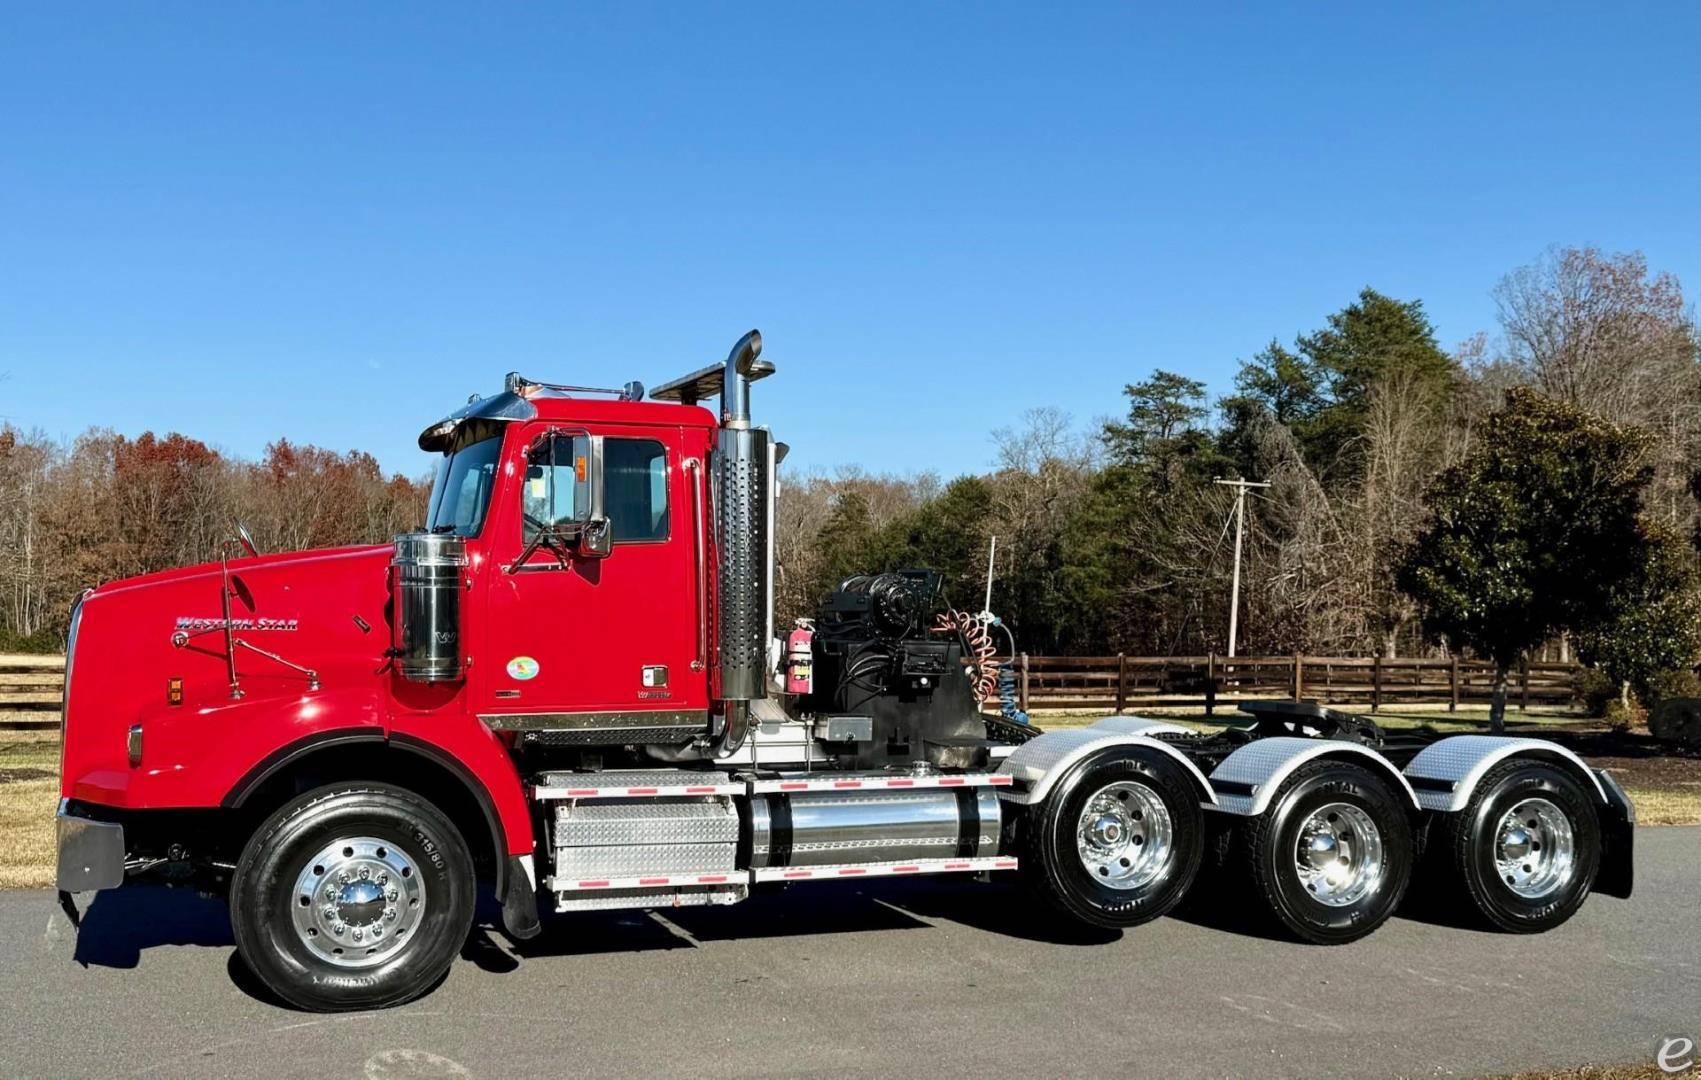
[0,654,65,730]
[1,652,1582,730]
[1009,654,1581,714]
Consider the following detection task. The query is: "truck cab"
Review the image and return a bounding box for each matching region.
[421,388,718,737]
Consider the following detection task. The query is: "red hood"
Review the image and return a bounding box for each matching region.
[94,543,391,595]
[64,544,398,801]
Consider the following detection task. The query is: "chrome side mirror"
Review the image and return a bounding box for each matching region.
[577,435,612,559]
[232,520,260,558]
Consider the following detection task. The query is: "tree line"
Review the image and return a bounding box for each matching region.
[0,431,428,651]
[772,246,1701,728]
[3,246,1699,727]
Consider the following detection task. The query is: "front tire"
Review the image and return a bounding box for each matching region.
[230,783,475,1011]
[1243,760,1413,945]
[1021,747,1206,928]
[1441,759,1600,933]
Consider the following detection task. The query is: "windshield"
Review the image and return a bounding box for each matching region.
[425,425,504,537]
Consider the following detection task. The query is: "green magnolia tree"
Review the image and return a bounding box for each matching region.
[1397,389,1657,732]
[1576,526,1701,708]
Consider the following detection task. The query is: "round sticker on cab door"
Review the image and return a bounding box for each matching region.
[506,656,540,681]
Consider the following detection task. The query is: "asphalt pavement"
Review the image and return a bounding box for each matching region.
[2,827,1697,1079]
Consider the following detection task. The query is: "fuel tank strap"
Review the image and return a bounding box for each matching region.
[954,788,980,857]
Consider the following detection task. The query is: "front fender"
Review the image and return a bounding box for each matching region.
[93,686,533,864]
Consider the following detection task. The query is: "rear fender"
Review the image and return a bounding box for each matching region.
[997,728,1216,808]
[1207,737,1421,817]
[1400,735,1608,812]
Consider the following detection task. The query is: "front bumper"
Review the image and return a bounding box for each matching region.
[56,799,126,892]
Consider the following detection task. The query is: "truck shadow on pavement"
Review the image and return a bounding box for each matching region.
[70,886,233,969]
[469,875,1122,975]
[69,873,1493,1007]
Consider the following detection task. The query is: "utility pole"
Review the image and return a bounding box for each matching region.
[1213,477,1269,658]
[981,535,998,617]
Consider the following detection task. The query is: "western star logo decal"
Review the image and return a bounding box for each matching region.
[174,616,299,632]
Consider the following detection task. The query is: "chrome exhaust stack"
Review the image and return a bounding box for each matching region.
[648,331,779,755]
[714,331,773,751]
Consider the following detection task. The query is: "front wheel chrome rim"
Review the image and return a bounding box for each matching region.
[1294,802,1384,908]
[1492,798,1575,899]
[289,836,426,968]
[1076,780,1173,890]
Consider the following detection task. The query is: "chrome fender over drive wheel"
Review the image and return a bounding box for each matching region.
[1020,746,1206,929]
[231,783,476,1012]
[1441,759,1600,933]
[1242,760,1414,945]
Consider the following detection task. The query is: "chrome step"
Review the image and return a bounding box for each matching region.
[533,769,742,799]
[751,855,1017,883]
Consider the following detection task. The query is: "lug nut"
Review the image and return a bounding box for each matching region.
[359,867,370,880]
[385,907,397,921]
[322,905,336,919]
[351,928,362,941]
[386,889,398,902]
[332,923,345,935]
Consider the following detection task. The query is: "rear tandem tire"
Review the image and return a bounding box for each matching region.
[230,783,476,1012]
[1441,759,1600,933]
[1243,759,1413,945]
[1021,746,1206,929]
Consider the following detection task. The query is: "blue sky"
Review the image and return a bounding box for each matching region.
[2,4,1697,479]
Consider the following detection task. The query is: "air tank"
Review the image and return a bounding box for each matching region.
[391,532,466,682]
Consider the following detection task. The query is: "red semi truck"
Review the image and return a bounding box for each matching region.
[56,331,1634,1011]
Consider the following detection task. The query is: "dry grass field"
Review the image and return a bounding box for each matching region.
[0,730,58,889]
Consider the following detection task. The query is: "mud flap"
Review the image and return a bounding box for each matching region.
[500,854,542,939]
[1594,769,1634,900]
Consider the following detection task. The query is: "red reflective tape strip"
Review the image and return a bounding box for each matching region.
[639,877,670,886]
[697,875,729,884]
[944,862,970,871]
[626,787,659,795]
[838,867,868,875]
[893,865,921,873]
[578,880,611,889]
[783,870,813,879]
[886,779,915,787]
[995,859,1018,869]
[566,789,599,797]
[780,782,809,791]
[988,775,1013,785]
[939,777,965,786]
[833,780,863,789]
[684,786,718,794]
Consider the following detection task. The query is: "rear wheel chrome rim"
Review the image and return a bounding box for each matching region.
[1294,802,1384,908]
[1493,797,1575,899]
[1076,780,1173,890]
[289,836,426,969]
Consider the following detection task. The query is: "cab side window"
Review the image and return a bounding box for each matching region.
[605,439,669,542]
[520,437,583,547]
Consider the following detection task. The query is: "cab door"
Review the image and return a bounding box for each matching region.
[475,421,709,735]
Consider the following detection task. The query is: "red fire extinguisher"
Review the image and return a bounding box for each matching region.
[785,620,815,695]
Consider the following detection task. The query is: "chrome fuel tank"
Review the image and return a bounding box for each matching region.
[748,784,1001,868]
